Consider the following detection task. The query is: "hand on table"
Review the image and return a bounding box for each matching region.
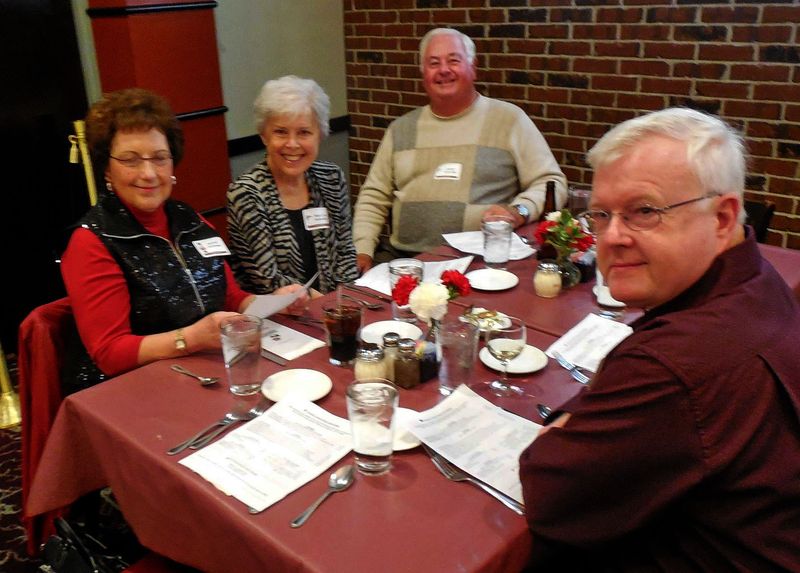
[275,284,310,316]
[357,253,373,274]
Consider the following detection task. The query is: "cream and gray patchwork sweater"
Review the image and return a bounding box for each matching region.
[353,95,567,256]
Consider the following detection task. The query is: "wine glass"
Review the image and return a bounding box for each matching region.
[484,316,526,397]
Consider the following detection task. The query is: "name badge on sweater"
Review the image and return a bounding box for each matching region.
[433,163,462,180]
[302,207,330,231]
[192,237,231,257]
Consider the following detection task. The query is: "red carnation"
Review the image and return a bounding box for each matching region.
[391,274,419,306]
[441,270,471,299]
[534,220,557,245]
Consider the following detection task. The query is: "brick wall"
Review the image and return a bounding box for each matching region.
[343,1,800,249]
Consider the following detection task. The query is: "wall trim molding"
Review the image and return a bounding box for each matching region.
[87,2,217,17]
[227,115,350,157]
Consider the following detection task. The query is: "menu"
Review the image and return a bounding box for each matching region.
[409,385,542,503]
[179,399,352,513]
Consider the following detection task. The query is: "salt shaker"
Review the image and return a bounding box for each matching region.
[381,332,400,383]
[354,343,387,380]
[534,261,562,298]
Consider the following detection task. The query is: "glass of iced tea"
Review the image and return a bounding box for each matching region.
[322,301,363,366]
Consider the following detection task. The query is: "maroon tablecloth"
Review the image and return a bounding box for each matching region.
[26,296,581,573]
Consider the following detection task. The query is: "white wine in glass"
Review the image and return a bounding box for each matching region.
[484,316,526,397]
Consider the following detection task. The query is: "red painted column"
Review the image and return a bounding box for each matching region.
[87,0,231,237]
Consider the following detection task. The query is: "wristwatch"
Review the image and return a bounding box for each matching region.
[509,203,530,223]
[174,328,188,353]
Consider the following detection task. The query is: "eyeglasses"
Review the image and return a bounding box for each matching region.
[580,193,719,234]
[110,152,173,169]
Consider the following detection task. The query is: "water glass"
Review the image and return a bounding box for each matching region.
[388,258,423,322]
[221,315,264,396]
[482,214,514,269]
[322,301,363,366]
[437,318,479,396]
[346,378,398,475]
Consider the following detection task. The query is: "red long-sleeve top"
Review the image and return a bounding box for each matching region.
[61,203,249,376]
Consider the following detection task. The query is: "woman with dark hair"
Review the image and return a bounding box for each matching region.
[61,88,306,393]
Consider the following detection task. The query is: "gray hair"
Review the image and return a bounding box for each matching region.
[419,28,476,71]
[587,108,747,222]
[253,75,330,137]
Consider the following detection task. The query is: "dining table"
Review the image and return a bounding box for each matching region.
[25,237,800,572]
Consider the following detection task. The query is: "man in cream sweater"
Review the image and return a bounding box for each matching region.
[353,28,567,272]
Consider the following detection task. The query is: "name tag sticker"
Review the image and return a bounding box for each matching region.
[434,163,462,180]
[192,237,231,257]
[302,207,330,231]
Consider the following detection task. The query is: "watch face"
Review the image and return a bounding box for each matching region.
[514,204,529,218]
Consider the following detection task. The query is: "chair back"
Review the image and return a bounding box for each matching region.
[18,297,73,554]
[744,199,775,243]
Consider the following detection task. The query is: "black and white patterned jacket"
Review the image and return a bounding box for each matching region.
[226,160,358,294]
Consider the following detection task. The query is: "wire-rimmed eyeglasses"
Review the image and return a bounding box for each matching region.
[579,193,719,234]
[110,152,173,169]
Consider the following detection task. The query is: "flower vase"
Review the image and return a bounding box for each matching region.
[555,247,581,289]
[419,317,441,382]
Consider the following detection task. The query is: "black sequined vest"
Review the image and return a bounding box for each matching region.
[63,193,228,393]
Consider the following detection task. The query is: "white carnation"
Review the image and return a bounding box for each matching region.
[545,211,561,222]
[408,282,449,324]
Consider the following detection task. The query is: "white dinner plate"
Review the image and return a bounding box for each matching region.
[465,269,519,291]
[393,407,421,451]
[479,344,548,374]
[460,307,513,332]
[360,320,423,345]
[261,369,332,402]
[593,285,626,308]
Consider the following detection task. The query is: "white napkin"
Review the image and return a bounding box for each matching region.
[354,256,473,296]
[442,231,535,260]
[546,313,633,372]
[261,319,325,360]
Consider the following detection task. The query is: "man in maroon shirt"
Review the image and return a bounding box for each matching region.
[520,108,800,571]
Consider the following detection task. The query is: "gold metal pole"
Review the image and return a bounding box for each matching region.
[0,342,21,429]
[69,119,98,206]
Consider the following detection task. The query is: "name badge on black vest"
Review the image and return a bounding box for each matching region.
[302,207,330,231]
[192,237,231,257]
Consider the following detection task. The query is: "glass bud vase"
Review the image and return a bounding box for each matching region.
[555,247,581,289]
[419,318,441,383]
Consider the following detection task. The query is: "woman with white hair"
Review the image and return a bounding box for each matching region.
[227,75,358,295]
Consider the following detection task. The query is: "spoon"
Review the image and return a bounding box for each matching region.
[171,364,219,386]
[288,464,355,526]
[341,293,383,310]
[537,403,552,421]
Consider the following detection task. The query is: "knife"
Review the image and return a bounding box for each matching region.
[261,348,288,365]
[343,284,392,303]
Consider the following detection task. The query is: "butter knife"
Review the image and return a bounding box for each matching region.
[261,348,288,365]
[343,284,392,303]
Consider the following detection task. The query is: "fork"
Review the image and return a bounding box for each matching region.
[552,352,591,385]
[423,445,525,515]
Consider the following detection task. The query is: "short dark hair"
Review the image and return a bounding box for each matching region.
[85,88,184,176]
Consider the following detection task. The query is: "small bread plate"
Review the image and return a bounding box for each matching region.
[593,285,626,309]
[479,344,548,374]
[460,307,512,331]
[393,407,422,451]
[465,268,519,291]
[261,369,333,402]
[360,320,423,345]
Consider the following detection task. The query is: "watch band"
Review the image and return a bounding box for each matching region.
[174,328,188,353]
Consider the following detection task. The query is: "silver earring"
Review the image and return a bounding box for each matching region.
[106,181,113,191]
[171,175,177,185]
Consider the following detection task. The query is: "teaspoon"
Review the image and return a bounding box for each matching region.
[171,364,219,386]
[287,464,355,525]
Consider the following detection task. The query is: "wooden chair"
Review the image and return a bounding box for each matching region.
[18,297,73,554]
[744,199,775,243]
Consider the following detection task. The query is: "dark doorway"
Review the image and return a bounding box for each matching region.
[0,1,89,352]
